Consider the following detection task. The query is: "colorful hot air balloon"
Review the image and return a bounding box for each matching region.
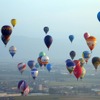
[1,25,12,40]
[43,26,49,34]
[80,67,86,79]
[46,63,52,72]
[18,80,29,96]
[17,62,26,74]
[97,11,100,22]
[92,57,100,70]
[82,51,91,63]
[9,46,17,57]
[41,55,49,66]
[79,58,85,67]
[73,60,82,80]
[27,60,35,70]
[31,68,38,79]
[66,60,75,74]
[44,35,53,50]
[84,32,90,40]
[11,19,16,27]
[69,50,76,60]
[86,36,97,52]
[69,35,74,43]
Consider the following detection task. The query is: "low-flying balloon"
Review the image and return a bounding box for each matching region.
[18,80,29,96]
[46,63,52,72]
[80,67,86,79]
[31,68,38,79]
[73,60,82,80]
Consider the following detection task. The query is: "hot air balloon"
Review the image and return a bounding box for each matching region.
[17,62,26,74]
[1,35,10,46]
[9,46,17,57]
[44,35,53,50]
[31,68,38,79]
[41,55,49,66]
[69,35,74,43]
[66,60,75,74]
[43,26,49,34]
[37,56,43,67]
[97,11,100,22]
[46,63,52,72]
[79,58,85,67]
[1,25,12,40]
[73,60,82,80]
[39,51,46,57]
[69,50,76,60]
[82,51,91,63]
[84,32,90,40]
[27,60,35,70]
[92,57,100,70]
[35,63,40,68]
[80,67,86,79]
[86,36,97,52]
[65,59,72,63]
[11,19,16,27]
[18,80,29,96]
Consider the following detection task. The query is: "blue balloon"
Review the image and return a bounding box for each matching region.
[69,35,74,43]
[97,11,100,22]
[27,60,35,70]
[31,68,38,79]
[65,59,72,63]
[46,63,52,72]
[66,61,75,68]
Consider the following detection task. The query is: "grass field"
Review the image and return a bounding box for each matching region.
[3,95,100,100]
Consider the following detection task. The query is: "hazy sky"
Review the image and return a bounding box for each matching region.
[0,0,100,63]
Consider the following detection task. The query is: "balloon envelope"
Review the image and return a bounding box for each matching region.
[84,32,90,40]
[69,51,76,60]
[46,63,52,72]
[69,35,74,43]
[44,35,53,50]
[86,36,97,52]
[27,60,35,70]
[97,11,100,22]
[1,25,12,39]
[31,68,38,79]
[92,57,100,70]
[11,19,16,27]
[17,62,26,74]
[9,46,17,57]
[44,26,49,34]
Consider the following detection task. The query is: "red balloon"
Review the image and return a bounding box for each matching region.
[73,61,82,80]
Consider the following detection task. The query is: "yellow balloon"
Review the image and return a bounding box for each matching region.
[80,67,86,79]
[11,19,16,27]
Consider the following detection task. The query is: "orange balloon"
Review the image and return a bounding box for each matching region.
[86,36,97,52]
